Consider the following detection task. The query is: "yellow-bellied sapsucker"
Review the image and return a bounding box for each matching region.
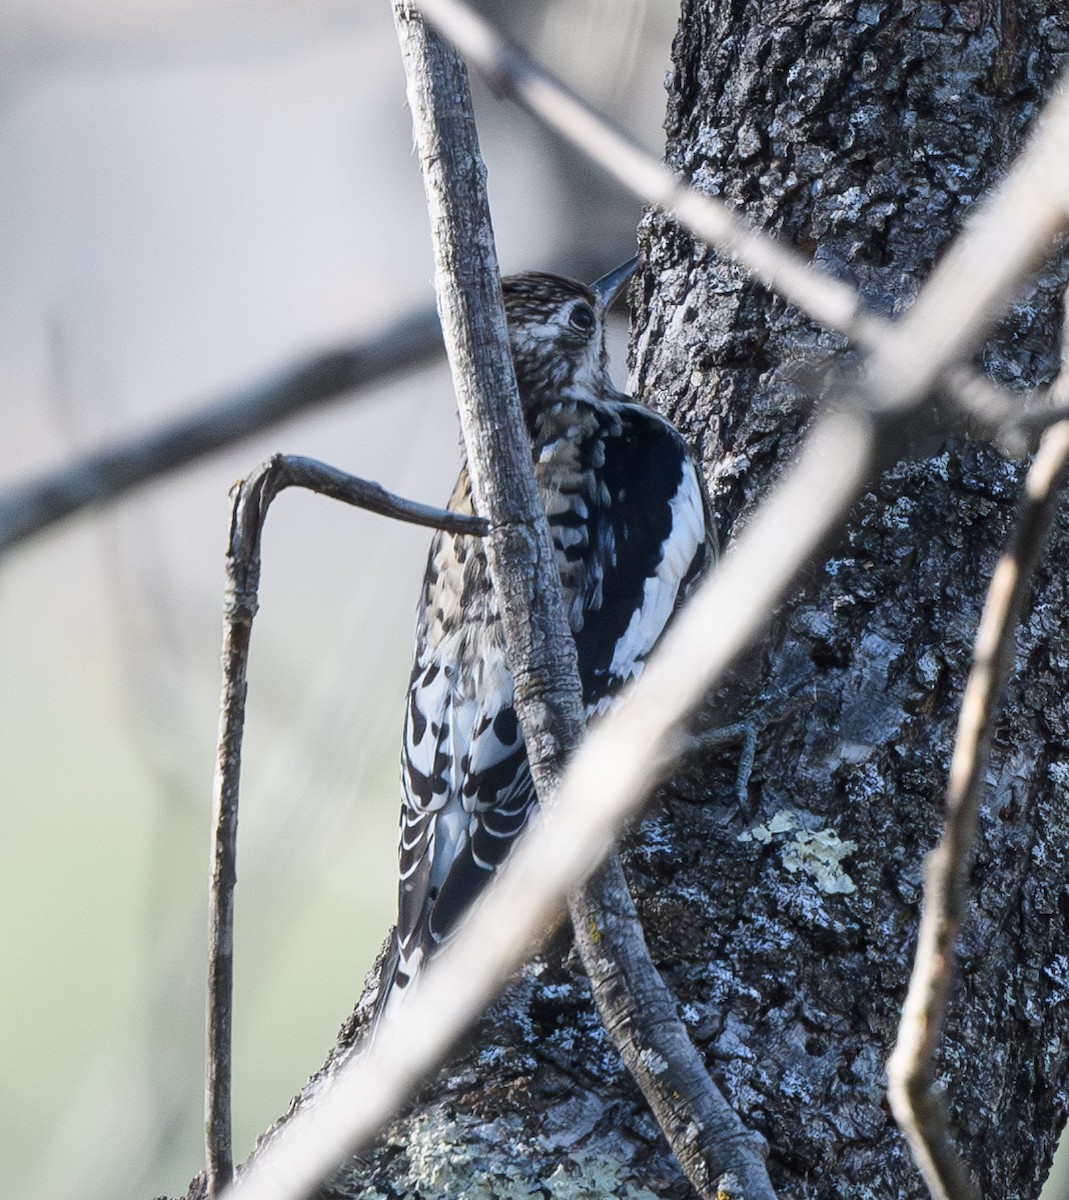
[374,261,716,1021]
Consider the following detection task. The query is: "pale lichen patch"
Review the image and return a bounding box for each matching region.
[738,808,859,894]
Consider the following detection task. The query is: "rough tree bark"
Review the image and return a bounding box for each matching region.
[178,4,1069,1199]
[626,3,1069,1197]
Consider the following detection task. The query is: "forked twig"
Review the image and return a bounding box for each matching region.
[205,454,483,1194]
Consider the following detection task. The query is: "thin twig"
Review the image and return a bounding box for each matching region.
[255,455,487,534]
[391,6,775,1197]
[0,307,442,556]
[886,418,1069,1200]
[204,454,483,1194]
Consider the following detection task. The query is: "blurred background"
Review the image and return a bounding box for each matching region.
[0,1,678,1197]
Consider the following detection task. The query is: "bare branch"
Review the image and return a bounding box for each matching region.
[205,454,483,1194]
[253,455,487,534]
[0,307,442,556]
[887,418,1069,1200]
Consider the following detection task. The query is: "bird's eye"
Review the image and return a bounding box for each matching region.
[568,303,596,334]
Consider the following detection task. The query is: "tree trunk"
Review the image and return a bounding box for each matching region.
[182,4,1069,1198]
[630,3,1069,1196]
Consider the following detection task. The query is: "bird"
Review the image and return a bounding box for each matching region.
[372,260,717,1025]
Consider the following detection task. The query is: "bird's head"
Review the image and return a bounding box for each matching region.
[501,259,636,410]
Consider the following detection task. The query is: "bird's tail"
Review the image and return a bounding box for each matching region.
[364,932,401,1045]
[365,931,427,1044]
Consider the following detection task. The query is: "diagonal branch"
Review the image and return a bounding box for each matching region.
[205,454,483,1195]
[0,308,442,556]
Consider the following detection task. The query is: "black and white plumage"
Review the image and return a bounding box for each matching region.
[374,262,716,1022]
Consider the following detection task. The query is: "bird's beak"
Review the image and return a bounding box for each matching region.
[590,257,639,310]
